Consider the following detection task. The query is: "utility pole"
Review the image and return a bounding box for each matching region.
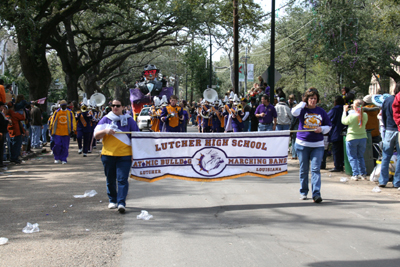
[245,47,248,96]
[233,0,239,95]
[268,0,276,104]
[209,31,212,88]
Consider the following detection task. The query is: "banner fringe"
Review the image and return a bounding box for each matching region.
[130,171,288,183]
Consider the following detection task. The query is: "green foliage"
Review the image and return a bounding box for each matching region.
[183,43,209,99]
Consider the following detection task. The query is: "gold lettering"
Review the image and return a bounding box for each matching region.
[256,142,261,149]
[244,140,250,148]
[261,143,267,151]
[205,139,211,146]
[232,139,237,146]
[176,141,181,148]
[168,141,174,149]
[155,144,161,151]
[238,140,243,147]
[250,141,255,148]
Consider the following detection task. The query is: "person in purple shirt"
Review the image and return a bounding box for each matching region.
[291,87,332,203]
[255,95,277,131]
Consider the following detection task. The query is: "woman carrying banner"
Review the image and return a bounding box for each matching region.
[94,99,139,213]
[291,88,331,203]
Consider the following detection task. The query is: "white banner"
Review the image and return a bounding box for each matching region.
[130,131,290,182]
[247,64,254,81]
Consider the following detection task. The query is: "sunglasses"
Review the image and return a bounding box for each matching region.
[111,104,121,108]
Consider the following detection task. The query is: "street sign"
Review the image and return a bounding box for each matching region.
[238,64,245,81]
[261,67,282,85]
[247,64,254,81]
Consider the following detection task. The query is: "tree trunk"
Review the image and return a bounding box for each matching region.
[18,40,51,104]
[65,72,79,102]
[83,72,102,97]
[190,68,194,103]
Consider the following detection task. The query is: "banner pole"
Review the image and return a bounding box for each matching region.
[115,130,316,134]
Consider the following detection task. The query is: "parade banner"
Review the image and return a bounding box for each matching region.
[130,131,290,182]
[247,64,254,81]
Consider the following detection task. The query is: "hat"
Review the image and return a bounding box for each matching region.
[363,95,372,104]
[241,98,247,103]
[250,97,256,102]
[371,94,391,107]
[60,100,67,105]
[279,97,285,102]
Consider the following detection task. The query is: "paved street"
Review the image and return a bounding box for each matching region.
[1,130,400,267]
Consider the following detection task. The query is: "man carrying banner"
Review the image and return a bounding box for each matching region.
[49,100,76,164]
[255,95,277,131]
[160,95,183,132]
[94,99,139,213]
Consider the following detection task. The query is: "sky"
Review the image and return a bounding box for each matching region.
[212,0,286,62]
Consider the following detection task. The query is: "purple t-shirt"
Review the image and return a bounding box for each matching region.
[296,106,331,142]
[255,103,277,124]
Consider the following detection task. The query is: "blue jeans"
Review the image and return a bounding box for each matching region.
[243,120,249,132]
[191,115,197,126]
[258,123,273,131]
[276,124,290,131]
[296,144,324,198]
[379,130,400,187]
[291,137,297,158]
[41,124,48,142]
[31,125,42,148]
[10,135,23,162]
[346,138,367,176]
[101,155,132,206]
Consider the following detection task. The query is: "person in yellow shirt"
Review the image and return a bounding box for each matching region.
[160,95,183,132]
[49,100,76,164]
[94,99,139,213]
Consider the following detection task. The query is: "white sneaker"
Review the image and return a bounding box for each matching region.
[62,161,67,164]
[78,149,83,154]
[54,160,60,164]
[93,146,97,149]
[351,176,359,181]
[359,174,367,180]
[108,203,117,209]
[118,204,126,213]
[299,195,307,200]
[83,154,87,157]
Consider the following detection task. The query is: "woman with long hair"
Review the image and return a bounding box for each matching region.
[341,99,368,181]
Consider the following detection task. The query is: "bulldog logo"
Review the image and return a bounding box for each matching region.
[193,147,227,177]
[58,115,68,124]
[303,113,322,129]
